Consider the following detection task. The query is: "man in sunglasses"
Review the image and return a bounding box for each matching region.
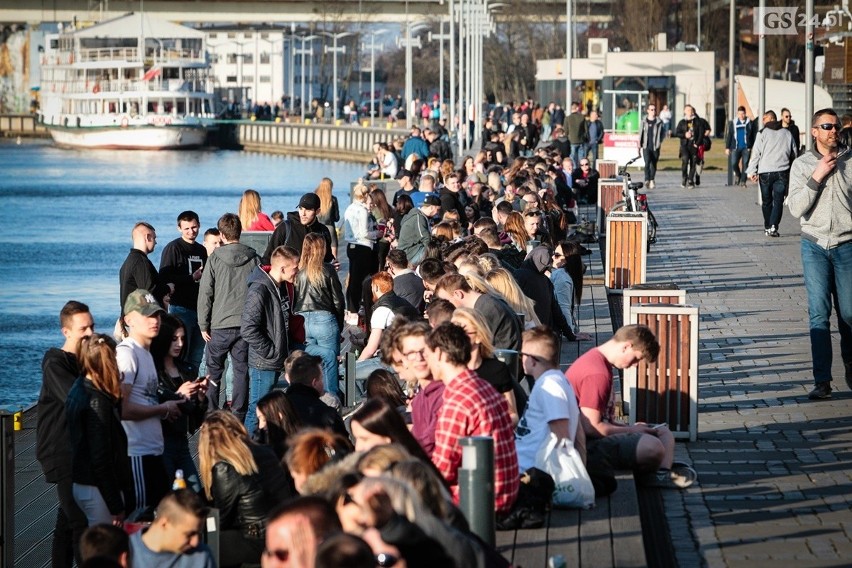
[788,108,852,400]
[747,110,799,237]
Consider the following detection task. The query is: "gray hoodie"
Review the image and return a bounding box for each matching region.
[788,148,852,249]
[197,242,260,331]
[746,121,798,175]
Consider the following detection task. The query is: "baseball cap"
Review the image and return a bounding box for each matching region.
[298,193,321,210]
[396,168,413,180]
[124,289,164,317]
[422,195,441,207]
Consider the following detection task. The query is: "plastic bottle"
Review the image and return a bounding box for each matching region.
[172,469,187,491]
[548,555,566,568]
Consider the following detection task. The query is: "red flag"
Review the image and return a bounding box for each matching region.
[142,67,161,81]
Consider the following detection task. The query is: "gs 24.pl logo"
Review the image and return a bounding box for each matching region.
[753,7,845,35]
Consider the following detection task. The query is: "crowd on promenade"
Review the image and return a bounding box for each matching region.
[35,103,852,568]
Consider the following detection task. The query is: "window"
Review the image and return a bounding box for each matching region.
[209,54,220,64]
[261,32,269,39]
[227,32,236,39]
[243,32,253,39]
[227,53,237,64]
[226,75,237,84]
[243,53,254,64]
[209,33,218,39]
[242,75,254,83]
[260,75,271,83]
[260,52,270,64]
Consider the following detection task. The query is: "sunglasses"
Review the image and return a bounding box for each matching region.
[817,123,841,131]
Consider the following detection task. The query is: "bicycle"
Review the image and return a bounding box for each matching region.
[608,154,658,250]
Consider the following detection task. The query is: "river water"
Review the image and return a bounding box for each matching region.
[0,139,363,409]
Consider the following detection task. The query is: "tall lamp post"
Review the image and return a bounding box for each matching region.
[296,35,318,120]
[364,29,388,126]
[321,31,353,123]
[429,18,451,126]
[399,22,427,128]
[260,34,285,108]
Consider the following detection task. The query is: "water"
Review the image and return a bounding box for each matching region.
[0,139,363,409]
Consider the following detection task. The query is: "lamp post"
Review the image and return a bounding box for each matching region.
[364,29,388,126]
[321,31,353,123]
[260,34,285,107]
[296,35,318,121]
[566,0,573,111]
[398,22,427,128]
[429,19,450,126]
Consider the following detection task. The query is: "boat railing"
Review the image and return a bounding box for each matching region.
[59,78,212,96]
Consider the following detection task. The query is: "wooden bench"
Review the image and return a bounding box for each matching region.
[596,159,619,180]
[596,180,624,235]
[495,474,646,568]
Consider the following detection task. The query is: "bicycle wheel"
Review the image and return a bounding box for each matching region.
[609,200,629,214]
[647,209,658,250]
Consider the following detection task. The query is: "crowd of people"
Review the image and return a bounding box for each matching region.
[37,104,713,568]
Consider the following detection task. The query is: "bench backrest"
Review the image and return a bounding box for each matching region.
[604,212,647,289]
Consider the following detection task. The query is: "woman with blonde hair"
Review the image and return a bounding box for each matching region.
[315,177,340,259]
[238,189,275,231]
[343,179,381,314]
[451,308,525,426]
[66,334,133,527]
[198,411,292,567]
[485,267,543,328]
[295,232,346,397]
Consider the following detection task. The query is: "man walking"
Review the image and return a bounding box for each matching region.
[37,301,94,567]
[638,104,664,189]
[788,108,852,400]
[564,102,587,168]
[198,213,260,422]
[119,290,183,510]
[747,110,798,237]
[159,210,207,370]
[674,105,706,189]
[241,245,300,434]
[725,106,756,187]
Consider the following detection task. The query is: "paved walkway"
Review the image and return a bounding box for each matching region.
[638,169,851,567]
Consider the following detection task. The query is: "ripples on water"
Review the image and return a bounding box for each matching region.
[0,139,363,408]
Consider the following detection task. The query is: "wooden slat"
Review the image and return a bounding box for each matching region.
[678,315,691,430]
[579,493,614,567]
[546,509,581,567]
[512,511,551,568]
[610,475,647,568]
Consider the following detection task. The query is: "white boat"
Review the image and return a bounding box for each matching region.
[38,12,217,150]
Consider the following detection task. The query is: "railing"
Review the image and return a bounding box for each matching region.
[46,79,213,96]
[42,47,205,65]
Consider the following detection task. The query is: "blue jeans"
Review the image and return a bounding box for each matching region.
[205,328,249,421]
[199,349,234,406]
[801,239,852,384]
[570,143,585,168]
[162,436,201,493]
[759,171,788,230]
[300,310,341,398]
[246,368,281,436]
[730,147,751,183]
[168,304,205,371]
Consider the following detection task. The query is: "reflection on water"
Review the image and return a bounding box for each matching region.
[0,140,363,407]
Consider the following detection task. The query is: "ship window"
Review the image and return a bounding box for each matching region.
[209,33,218,39]
[177,101,186,113]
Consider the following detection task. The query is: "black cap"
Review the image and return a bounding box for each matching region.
[298,193,321,210]
[422,195,441,207]
[396,168,413,180]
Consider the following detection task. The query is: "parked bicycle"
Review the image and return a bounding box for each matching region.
[609,154,658,250]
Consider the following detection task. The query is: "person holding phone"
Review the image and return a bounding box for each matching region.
[788,108,852,400]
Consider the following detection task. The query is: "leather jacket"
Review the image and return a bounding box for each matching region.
[294,264,345,329]
[210,444,294,538]
[66,377,132,515]
[241,265,290,371]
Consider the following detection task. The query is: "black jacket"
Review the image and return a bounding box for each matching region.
[393,271,426,314]
[285,383,349,438]
[674,115,707,152]
[373,290,420,323]
[262,211,334,264]
[241,266,289,371]
[36,348,79,481]
[430,138,453,162]
[211,444,294,537]
[513,249,568,334]
[158,237,207,309]
[119,249,171,315]
[294,264,346,329]
[439,187,466,221]
[66,377,132,515]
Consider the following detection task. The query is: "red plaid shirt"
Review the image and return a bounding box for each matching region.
[432,368,520,514]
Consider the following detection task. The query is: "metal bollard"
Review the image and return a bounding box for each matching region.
[458,436,495,547]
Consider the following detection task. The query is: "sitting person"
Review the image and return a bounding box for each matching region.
[129,490,215,567]
[567,324,696,490]
[284,353,348,438]
[80,524,130,567]
[572,159,600,204]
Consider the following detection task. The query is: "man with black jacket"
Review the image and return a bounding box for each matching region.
[284,354,349,438]
[198,213,260,421]
[37,300,94,568]
[119,222,173,318]
[159,210,207,370]
[241,246,300,436]
[262,193,334,264]
[674,105,707,189]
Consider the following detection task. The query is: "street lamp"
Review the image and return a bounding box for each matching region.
[363,29,388,126]
[320,31,353,123]
[260,34,285,108]
[296,35,318,120]
[398,22,428,128]
[429,19,450,126]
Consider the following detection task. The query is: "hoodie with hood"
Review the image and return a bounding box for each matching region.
[746,121,798,176]
[198,242,260,331]
[241,265,290,371]
[513,246,570,334]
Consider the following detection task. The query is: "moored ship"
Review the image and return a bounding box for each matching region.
[38,12,217,150]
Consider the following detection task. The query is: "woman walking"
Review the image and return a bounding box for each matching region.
[294,233,346,400]
[343,180,381,315]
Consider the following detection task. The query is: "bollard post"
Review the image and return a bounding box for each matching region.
[458,436,495,547]
[0,412,15,568]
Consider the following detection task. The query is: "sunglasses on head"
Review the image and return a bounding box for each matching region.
[817,123,841,131]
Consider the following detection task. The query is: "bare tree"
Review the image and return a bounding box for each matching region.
[616,0,669,51]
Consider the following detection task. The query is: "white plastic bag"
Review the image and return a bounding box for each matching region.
[534,432,595,509]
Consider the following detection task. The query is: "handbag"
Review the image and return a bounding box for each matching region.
[285,283,306,345]
[534,422,595,509]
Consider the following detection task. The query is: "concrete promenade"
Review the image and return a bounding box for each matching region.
[640,169,851,567]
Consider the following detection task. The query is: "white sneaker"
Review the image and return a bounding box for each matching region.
[648,180,656,189]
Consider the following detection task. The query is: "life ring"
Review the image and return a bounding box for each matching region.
[120,116,129,128]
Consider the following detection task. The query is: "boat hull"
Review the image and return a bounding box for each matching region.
[47,125,208,150]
